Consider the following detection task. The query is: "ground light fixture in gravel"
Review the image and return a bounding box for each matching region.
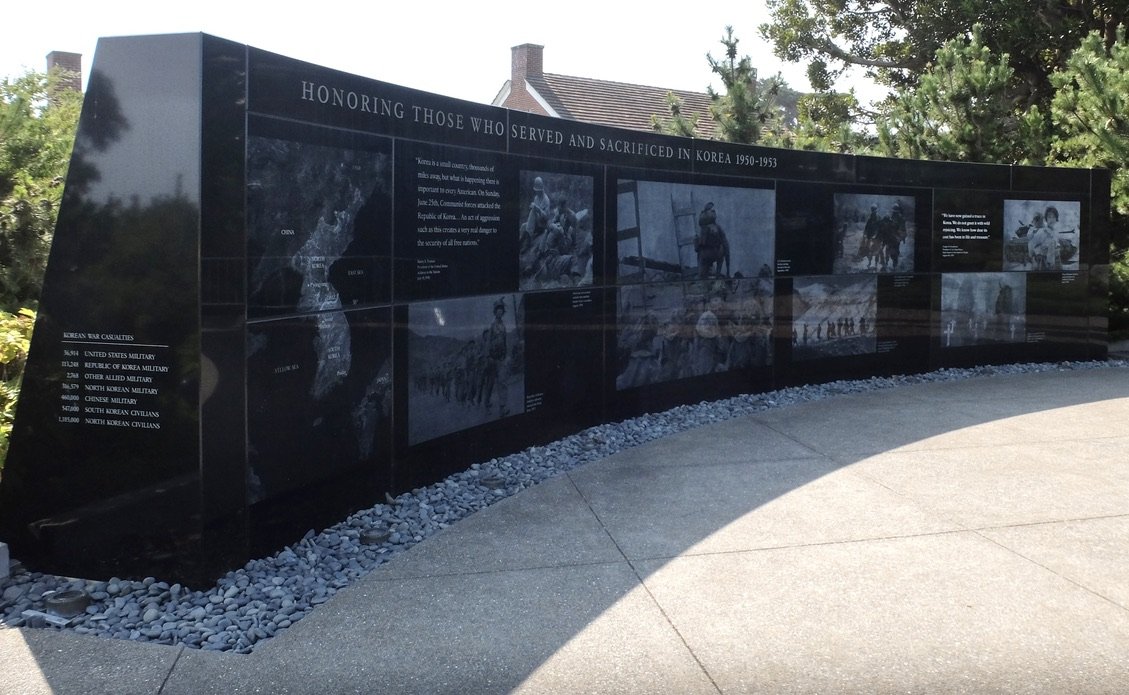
[0,359,1123,653]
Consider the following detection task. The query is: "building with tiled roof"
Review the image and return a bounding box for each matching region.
[493,44,718,139]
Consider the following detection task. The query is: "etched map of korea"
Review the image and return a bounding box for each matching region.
[246,135,392,398]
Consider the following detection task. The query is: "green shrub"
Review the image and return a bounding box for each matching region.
[0,307,34,475]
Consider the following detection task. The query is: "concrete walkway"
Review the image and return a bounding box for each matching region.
[3,366,1129,694]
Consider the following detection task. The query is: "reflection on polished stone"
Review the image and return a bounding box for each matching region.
[0,32,1109,585]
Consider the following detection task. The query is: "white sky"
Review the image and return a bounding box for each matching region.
[0,0,886,107]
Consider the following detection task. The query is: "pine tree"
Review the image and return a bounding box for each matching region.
[876,24,1046,164]
[1051,27,1129,215]
[1050,27,1129,334]
[653,26,792,144]
[786,91,872,153]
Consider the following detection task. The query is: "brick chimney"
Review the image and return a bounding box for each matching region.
[46,51,82,93]
[507,44,548,114]
[512,43,544,82]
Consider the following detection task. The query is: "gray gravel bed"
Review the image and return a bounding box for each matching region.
[1,359,1124,653]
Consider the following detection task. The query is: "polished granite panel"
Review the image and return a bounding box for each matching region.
[247,307,392,500]
[247,46,507,150]
[0,34,207,582]
[0,31,1111,584]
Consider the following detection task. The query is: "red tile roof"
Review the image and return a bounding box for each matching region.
[526,72,719,140]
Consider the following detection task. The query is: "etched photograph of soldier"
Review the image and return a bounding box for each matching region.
[407,294,525,445]
[791,275,878,361]
[832,193,915,274]
[616,180,774,284]
[518,170,595,290]
[940,272,1026,347]
[1002,199,1081,272]
[615,276,773,391]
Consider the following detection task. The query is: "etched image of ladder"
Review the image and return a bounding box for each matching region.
[616,180,645,282]
[671,192,698,279]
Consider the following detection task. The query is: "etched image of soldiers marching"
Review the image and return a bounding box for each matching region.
[832,193,915,275]
[614,181,775,390]
[407,294,525,445]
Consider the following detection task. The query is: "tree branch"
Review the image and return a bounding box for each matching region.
[819,40,917,69]
[883,0,912,24]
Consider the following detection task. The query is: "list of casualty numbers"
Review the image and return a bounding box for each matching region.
[58,333,169,430]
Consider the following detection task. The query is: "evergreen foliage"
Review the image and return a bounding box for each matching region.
[1051,27,1129,216]
[787,91,871,153]
[876,25,1047,164]
[1049,27,1129,334]
[0,308,33,472]
[759,0,1127,108]
[0,68,81,311]
[653,26,794,145]
[0,68,80,469]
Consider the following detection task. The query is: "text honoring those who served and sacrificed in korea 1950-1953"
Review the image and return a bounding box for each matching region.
[414,155,502,282]
[57,333,169,430]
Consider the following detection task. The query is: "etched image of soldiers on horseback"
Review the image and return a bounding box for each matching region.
[1002,199,1081,272]
[940,272,1026,348]
[518,170,595,291]
[790,275,878,361]
[832,193,915,274]
[406,294,525,445]
[615,277,773,391]
[616,180,774,284]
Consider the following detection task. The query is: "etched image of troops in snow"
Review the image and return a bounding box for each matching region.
[791,275,878,361]
[407,295,525,445]
[518,171,595,290]
[615,277,773,391]
[616,180,774,284]
[832,193,914,274]
[940,272,1026,348]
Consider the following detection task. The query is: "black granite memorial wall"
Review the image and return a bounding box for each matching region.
[0,33,1110,585]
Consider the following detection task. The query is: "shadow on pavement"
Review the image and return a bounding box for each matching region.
[7,365,1129,694]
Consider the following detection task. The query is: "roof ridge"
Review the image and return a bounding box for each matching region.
[540,72,710,97]
[518,71,719,139]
